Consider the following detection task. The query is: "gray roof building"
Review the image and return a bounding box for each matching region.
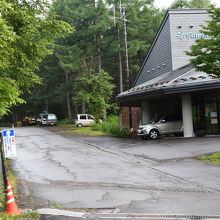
[117,9,220,138]
[118,64,220,104]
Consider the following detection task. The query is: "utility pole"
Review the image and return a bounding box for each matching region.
[114,0,130,92]
[116,1,132,129]
[121,5,130,91]
[118,0,123,93]
[117,26,123,93]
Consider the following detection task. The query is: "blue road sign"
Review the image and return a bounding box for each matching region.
[2,129,16,159]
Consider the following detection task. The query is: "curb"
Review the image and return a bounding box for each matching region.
[36,208,220,219]
[37,208,85,217]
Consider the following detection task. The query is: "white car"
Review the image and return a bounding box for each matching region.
[75,114,95,127]
[137,114,183,140]
[40,113,57,126]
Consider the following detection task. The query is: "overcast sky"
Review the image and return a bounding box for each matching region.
[154,0,220,9]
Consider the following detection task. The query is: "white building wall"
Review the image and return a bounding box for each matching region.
[141,101,151,124]
[181,94,194,137]
[169,10,210,70]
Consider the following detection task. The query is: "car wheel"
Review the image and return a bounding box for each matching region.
[149,129,159,140]
[77,123,83,128]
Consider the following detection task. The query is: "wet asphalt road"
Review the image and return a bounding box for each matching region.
[9,127,220,216]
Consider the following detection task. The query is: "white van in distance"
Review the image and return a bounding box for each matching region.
[75,114,95,127]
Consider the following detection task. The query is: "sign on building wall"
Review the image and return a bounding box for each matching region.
[2,129,17,159]
[176,32,210,40]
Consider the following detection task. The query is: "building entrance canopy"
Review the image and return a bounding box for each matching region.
[117,64,220,104]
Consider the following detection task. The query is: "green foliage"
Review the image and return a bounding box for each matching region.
[58,118,74,125]
[188,0,212,8]
[92,115,131,138]
[0,174,5,211]
[73,70,115,120]
[170,0,189,9]
[108,103,120,115]
[0,0,73,118]
[0,212,40,220]
[58,118,75,127]
[0,78,24,116]
[187,6,220,78]
[170,0,211,9]
[198,152,220,166]
[32,0,163,120]
[106,0,163,88]
[23,54,68,119]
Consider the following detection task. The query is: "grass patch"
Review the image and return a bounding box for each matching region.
[5,160,18,199]
[58,124,74,128]
[0,212,40,220]
[55,116,131,138]
[198,152,220,166]
[58,119,74,127]
[63,127,106,136]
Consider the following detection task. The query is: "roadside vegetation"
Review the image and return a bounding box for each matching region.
[57,116,131,138]
[0,161,40,219]
[71,127,106,136]
[58,119,74,127]
[57,119,106,136]
[198,152,220,166]
[92,116,131,138]
[0,212,40,220]
[0,174,4,212]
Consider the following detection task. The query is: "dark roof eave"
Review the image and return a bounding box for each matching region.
[117,80,220,103]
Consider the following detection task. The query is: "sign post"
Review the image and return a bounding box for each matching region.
[0,133,7,188]
[2,129,17,159]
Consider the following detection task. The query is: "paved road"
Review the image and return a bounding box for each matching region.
[40,216,190,220]
[8,127,220,216]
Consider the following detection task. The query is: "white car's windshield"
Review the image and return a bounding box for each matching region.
[48,114,56,119]
[150,117,161,124]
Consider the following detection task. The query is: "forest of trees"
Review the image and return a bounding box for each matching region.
[0,0,214,122]
[0,0,72,120]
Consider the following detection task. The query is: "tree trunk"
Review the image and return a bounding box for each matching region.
[102,108,107,121]
[12,111,15,124]
[45,99,49,112]
[97,35,102,72]
[82,103,86,114]
[65,72,72,120]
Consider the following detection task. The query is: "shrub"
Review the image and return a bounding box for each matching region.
[92,115,131,138]
[118,127,131,138]
[92,121,103,131]
[58,118,74,125]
